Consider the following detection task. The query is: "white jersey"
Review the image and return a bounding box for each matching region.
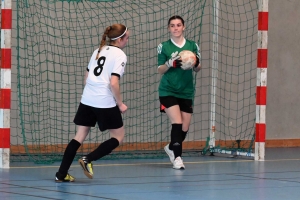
[81,45,127,108]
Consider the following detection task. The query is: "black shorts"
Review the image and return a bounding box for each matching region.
[73,103,123,132]
[159,96,193,113]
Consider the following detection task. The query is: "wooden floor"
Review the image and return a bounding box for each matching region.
[0,148,300,200]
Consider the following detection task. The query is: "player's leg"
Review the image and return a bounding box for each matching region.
[165,106,185,169]
[164,105,183,157]
[88,127,124,159]
[168,98,193,170]
[180,112,192,169]
[55,125,90,182]
[79,126,124,179]
[55,103,96,182]
[181,112,192,142]
[160,96,184,168]
[178,98,193,142]
[83,126,124,162]
[79,106,123,179]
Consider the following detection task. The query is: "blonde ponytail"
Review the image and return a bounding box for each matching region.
[95,26,112,60]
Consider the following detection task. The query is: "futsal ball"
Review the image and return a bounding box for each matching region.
[179,50,197,70]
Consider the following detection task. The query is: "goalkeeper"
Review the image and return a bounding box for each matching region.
[157,15,201,170]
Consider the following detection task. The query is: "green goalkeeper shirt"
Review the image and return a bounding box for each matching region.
[157,38,200,99]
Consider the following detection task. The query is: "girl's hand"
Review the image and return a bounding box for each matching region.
[118,103,128,113]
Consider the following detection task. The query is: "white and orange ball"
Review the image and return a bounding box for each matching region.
[179,50,196,70]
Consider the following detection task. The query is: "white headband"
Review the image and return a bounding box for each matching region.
[110,27,128,40]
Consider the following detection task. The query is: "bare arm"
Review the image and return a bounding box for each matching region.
[110,75,127,113]
[84,71,89,85]
[110,76,122,105]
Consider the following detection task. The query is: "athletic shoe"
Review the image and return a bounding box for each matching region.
[55,172,75,182]
[78,156,93,179]
[164,144,175,164]
[173,156,185,170]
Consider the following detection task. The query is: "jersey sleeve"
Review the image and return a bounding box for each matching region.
[112,54,127,78]
[193,43,201,61]
[157,43,167,67]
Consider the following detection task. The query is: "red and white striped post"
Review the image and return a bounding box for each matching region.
[0,0,12,168]
[255,0,268,161]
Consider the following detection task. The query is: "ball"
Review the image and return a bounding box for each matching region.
[179,50,197,70]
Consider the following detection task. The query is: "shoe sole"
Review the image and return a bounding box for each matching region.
[164,146,174,164]
[55,180,75,183]
[172,166,185,170]
[55,178,75,182]
[78,159,93,179]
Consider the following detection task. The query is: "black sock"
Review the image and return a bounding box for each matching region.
[86,138,119,161]
[58,139,81,177]
[170,130,188,150]
[169,124,183,158]
[168,143,173,150]
[169,129,188,150]
[182,130,188,142]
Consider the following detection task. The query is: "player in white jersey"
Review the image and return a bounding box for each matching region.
[55,24,130,182]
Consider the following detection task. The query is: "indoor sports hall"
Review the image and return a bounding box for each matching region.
[1,0,300,199]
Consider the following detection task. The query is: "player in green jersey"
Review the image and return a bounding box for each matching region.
[157,15,201,169]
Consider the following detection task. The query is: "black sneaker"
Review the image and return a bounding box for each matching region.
[78,156,93,179]
[55,172,75,182]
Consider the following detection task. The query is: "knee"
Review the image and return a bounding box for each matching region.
[110,126,125,144]
[116,135,124,144]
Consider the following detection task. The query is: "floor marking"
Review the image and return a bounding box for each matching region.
[8,158,300,169]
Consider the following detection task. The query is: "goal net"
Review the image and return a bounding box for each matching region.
[10,0,258,163]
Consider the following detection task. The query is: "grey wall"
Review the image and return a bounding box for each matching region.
[267,0,300,139]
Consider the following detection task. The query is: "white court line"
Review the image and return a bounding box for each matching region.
[9,158,300,169]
